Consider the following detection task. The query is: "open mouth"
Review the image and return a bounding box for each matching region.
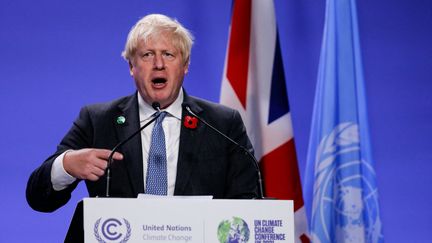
[152,78,167,87]
[152,78,167,84]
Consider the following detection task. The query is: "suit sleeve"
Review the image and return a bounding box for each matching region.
[223,110,259,199]
[26,107,93,212]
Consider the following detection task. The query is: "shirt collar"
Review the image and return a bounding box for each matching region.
[138,89,184,122]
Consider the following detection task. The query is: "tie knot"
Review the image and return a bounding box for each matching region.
[156,111,167,123]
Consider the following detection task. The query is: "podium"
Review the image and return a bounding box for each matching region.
[70,198,295,242]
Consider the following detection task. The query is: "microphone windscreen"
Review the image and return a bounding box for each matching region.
[152,102,161,110]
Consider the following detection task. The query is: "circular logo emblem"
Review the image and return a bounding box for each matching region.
[217,217,250,243]
[311,123,383,243]
[94,218,131,243]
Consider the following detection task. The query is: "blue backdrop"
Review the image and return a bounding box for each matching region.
[1,0,431,242]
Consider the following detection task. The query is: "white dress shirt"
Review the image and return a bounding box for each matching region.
[50,90,183,196]
[138,89,182,195]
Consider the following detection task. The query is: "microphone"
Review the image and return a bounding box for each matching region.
[105,102,162,197]
[184,105,265,199]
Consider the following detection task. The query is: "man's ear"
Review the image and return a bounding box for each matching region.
[128,60,134,76]
[183,62,189,75]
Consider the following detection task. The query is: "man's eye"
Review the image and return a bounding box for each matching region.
[141,52,154,58]
[163,52,175,59]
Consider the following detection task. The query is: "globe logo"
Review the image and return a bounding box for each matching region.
[217,217,250,243]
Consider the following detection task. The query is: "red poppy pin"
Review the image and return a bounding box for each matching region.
[184,115,198,129]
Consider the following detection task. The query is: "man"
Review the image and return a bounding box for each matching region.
[26,14,258,213]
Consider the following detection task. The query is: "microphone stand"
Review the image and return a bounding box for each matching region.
[185,106,266,199]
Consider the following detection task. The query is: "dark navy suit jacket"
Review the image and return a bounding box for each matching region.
[26,90,258,212]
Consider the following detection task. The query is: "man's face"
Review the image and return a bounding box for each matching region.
[129,33,188,109]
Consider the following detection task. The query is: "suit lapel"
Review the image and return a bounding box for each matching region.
[174,93,205,195]
[115,93,144,196]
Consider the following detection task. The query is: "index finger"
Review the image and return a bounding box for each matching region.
[92,149,124,161]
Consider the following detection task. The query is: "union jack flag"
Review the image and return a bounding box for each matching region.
[220,0,310,242]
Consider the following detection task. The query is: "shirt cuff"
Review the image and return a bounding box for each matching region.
[50,150,77,191]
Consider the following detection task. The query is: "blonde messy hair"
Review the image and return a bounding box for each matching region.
[121,14,194,65]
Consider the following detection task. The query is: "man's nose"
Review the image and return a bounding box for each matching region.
[153,54,165,70]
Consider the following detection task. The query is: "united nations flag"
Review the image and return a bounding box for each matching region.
[303,0,384,242]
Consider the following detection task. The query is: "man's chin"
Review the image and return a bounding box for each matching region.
[140,89,179,109]
[151,97,174,109]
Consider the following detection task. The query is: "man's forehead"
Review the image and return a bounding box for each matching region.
[138,34,178,50]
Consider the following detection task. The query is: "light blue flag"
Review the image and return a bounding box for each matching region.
[304,0,384,242]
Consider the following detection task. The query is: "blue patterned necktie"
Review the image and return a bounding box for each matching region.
[145,111,168,195]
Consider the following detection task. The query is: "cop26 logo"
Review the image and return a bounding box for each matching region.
[94,218,131,243]
[312,122,383,243]
[217,217,250,243]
